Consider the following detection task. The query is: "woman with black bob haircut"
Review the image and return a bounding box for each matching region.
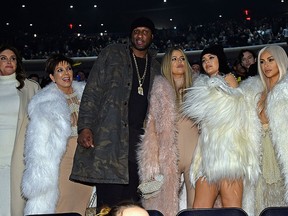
[22,53,93,215]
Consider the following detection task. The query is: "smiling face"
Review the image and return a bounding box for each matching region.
[49,61,73,94]
[131,27,153,53]
[201,53,220,77]
[0,49,17,76]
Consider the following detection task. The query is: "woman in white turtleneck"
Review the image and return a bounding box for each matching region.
[0,45,40,216]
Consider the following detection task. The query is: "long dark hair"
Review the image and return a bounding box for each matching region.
[0,45,26,90]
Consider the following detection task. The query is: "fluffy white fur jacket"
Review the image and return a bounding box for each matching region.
[239,75,288,215]
[137,76,180,216]
[22,81,85,215]
[182,74,260,216]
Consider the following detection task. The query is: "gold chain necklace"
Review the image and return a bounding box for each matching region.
[132,53,148,96]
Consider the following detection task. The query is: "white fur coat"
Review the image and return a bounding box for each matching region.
[22,81,85,215]
[182,74,260,216]
[240,75,288,215]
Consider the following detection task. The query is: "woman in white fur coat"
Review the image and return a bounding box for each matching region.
[137,47,199,216]
[22,54,92,215]
[239,45,288,216]
[182,45,260,214]
[183,44,288,216]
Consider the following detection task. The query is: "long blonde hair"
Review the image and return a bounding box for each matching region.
[257,45,288,113]
[258,45,288,92]
[161,47,192,103]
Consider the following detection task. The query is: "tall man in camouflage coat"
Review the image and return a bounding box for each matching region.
[70,17,161,208]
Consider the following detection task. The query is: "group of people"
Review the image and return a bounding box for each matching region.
[1,16,288,216]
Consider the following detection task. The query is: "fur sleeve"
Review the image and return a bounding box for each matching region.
[183,75,260,183]
[137,76,177,182]
[267,74,288,202]
[22,86,71,213]
[182,75,243,126]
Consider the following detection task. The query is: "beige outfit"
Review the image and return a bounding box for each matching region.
[9,78,40,216]
[255,124,285,216]
[178,117,198,207]
[56,93,93,215]
[56,137,93,215]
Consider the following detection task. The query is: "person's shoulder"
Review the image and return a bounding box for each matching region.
[273,72,288,93]
[152,75,174,95]
[153,75,169,87]
[72,81,86,94]
[99,43,128,58]
[104,43,127,51]
[25,78,41,90]
[239,75,262,96]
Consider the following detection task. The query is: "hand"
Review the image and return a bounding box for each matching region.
[77,128,94,148]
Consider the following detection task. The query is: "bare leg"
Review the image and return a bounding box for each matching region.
[193,177,218,208]
[184,169,195,208]
[220,179,243,208]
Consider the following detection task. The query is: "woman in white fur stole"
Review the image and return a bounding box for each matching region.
[182,45,261,214]
[137,47,199,216]
[22,54,93,215]
[239,45,288,216]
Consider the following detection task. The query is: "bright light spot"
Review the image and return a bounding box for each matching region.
[29,23,33,27]
[70,5,73,9]
[101,23,104,26]
[174,26,177,30]
[281,0,284,2]
[22,4,25,8]
[33,34,37,38]
[219,14,222,18]
[104,30,107,33]
[77,33,81,36]
[79,24,82,27]
[94,5,97,8]
[163,0,167,2]
[6,23,9,26]
[100,32,103,36]
[170,18,173,21]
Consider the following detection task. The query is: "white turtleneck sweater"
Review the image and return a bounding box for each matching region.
[0,73,20,167]
[0,73,20,216]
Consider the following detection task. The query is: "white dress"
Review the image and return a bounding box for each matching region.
[0,73,20,216]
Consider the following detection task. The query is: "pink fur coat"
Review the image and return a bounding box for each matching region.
[137,75,180,216]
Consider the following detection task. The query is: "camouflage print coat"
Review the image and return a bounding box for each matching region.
[70,43,161,184]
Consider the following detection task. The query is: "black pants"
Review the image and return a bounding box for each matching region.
[96,161,140,208]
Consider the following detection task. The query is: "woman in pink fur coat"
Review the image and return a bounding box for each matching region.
[137,47,199,216]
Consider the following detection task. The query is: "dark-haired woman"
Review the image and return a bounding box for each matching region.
[0,45,40,216]
[22,54,93,215]
[183,45,259,214]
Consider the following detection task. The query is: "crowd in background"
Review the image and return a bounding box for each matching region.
[2,13,288,215]
[1,16,287,60]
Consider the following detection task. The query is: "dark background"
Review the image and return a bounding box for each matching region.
[1,0,287,35]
